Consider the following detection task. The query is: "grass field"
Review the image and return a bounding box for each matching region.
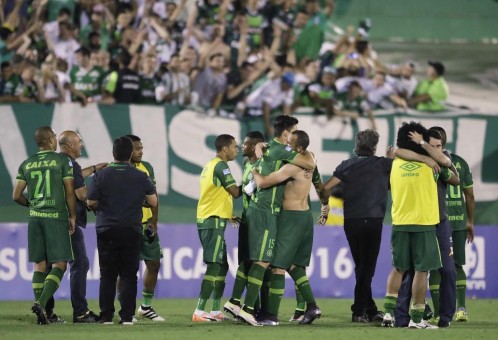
[1,298,497,339]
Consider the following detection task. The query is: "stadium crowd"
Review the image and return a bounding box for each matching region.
[1,0,450,135]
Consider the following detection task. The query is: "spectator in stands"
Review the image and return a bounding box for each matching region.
[386,61,417,99]
[18,62,44,103]
[298,66,337,118]
[51,21,80,68]
[245,72,295,137]
[192,53,227,112]
[43,7,72,45]
[335,81,377,130]
[102,50,141,104]
[409,61,449,111]
[79,4,112,51]
[363,72,407,110]
[70,47,105,103]
[139,50,160,104]
[39,56,65,103]
[0,61,22,102]
[156,53,191,105]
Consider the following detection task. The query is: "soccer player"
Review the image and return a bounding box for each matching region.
[87,137,157,325]
[59,130,107,323]
[382,121,442,329]
[193,134,242,322]
[322,129,393,323]
[224,131,265,318]
[12,126,77,325]
[126,135,165,322]
[237,115,315,326]
[427,126,474,322]
[252,130,322,326]
[394,127,460,328]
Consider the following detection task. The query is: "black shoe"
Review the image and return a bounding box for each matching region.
[47,313,67,323]
[299,306,322,325]
[367,311,385,322]
[259,314,279,326]
[352,314,369,323]
[32,302,49,325]
[74,310,99,323]
[438,319,451,328]
[423,304,433,320]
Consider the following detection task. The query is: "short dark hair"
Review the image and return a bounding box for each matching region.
[354,129,379,156]
[34,126,54,147]
[292,130,309,150]
[119,50,132,67]
[429,126,447,147]
[215,134,235,152]
[0,26,13,40]
[245,131,265,142]
[396,121,429,155]
[274,115,299,137]
[89,31,100,40]
[349,80,362,89]
[113,136,133,161]
[58,7,71,17]
[1,61,10,71]
[76,46,91,57]
[125,134,141,142]
[426,128,442,142]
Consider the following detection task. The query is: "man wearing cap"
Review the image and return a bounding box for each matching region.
[409,61,449,112]
[299,66,337,118]
[245,72,295,137]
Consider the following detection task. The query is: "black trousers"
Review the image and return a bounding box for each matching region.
[69,226,90,317]
[344,218,383,316]
[97,226,141,322]
[395,219,456,325]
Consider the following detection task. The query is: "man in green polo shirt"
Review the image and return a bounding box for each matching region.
[410,61,449,112]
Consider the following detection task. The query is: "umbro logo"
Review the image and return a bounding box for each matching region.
[400,162,421,172]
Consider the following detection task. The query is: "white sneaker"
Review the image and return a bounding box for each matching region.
[408,319,438,329]
[238,308,262,326]
[223,300,242,318]
[137,305,165,322]
[382,313,395,327]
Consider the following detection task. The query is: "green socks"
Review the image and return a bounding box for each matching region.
[260,267,271,313]
[32,271,46,301]
[289,267,315,304]
[38,267,65,308]
[243,263,266,312]
[231,261,249,303]
[429,270,441,317]
[142,289,154,307]
[295,285,306,312]
[410,303,425,323]
[267,273,285,316]
[212,263,228,311]
[196,263,220,311]
[383,295,397,315]
[456,265,467,309]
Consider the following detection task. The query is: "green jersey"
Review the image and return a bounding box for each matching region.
[16,151,74,221]
[251,138,299,214]
[69,65,105,99]
[1,74,22,96]
[140,74,158,104]
[242,160,257,214]
[446,153,473,230]
[335,92,370,115]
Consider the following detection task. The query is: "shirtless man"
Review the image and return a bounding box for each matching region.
[252,130,323,326]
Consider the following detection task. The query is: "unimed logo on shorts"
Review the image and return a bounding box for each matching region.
[464,236,486,290]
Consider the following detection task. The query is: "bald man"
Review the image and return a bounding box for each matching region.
[13,126,77,325]
[59,130,107,323]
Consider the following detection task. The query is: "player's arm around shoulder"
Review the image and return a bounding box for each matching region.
[253,163,301,189]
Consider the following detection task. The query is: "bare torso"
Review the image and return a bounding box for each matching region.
[282,164,313,211]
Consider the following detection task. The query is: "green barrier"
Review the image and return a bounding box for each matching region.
[1,103,497,224]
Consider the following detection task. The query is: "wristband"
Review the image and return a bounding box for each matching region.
[419,140,426,145]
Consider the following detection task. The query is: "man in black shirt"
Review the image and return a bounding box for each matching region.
[58,131,107,323]
[323,129,393,323]
[87,136,157,325]
[102,51,141,104]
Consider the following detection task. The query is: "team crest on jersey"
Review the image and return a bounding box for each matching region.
[285,145,292,152]
[223,168,231,175]
[68,159,73,167]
